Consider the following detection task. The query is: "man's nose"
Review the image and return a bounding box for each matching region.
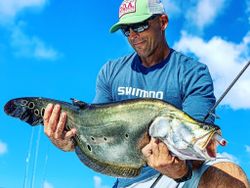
[128,28,139,38]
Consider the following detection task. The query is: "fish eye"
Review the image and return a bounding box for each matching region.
[203,125,210,130]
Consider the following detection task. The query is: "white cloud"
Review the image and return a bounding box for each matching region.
[162,0,228,32]
[9,22,60,61]
[0,0,48,22]
[220,152,239,164]
[174,31,250,109]
[246,145,250,153]
[162,0,182,18]
[185,0,227,31]
[0,0,60,61]
[94,176,110,188]
[43,180,54,188]
[0,140,7,155]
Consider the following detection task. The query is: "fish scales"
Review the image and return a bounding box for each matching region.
[4,97,223,177]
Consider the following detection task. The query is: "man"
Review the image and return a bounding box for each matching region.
[44,0,249,187]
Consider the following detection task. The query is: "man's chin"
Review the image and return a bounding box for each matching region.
[135,50,149,58]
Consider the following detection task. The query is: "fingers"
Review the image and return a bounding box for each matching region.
[48,104,61,133]
[142,138,180,165]
[43,103,53,127]
[44,104,64,137]
[43,103,76,151]
[151,138,160,158]
[44,103,59,136]
[141,140,153,158]
[142,138,172,166]
[54,112,67,139]
[142,138,189,178]
[142,138,169,157]
[158,140,173,162]
[65,128,77,139]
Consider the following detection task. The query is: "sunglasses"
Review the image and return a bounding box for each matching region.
[120,15,159,37]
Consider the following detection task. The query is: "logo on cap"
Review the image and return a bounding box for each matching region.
[119,0,136,18]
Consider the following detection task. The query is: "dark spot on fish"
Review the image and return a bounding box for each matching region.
[41,108,45,117]
[34,109,40,116]
[87,145,92,151]
[125,133,129,138]
[20,100,28,106]
[91,136,95,141]
[103,137,107,141]
[28,102,35,109]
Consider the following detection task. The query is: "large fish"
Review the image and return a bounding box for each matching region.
[4,97,226,177]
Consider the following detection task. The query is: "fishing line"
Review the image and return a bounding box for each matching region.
[31,126,42,188]
[203,60,250,122]
[41,142,49,188]
[150,173,163,188]
[23,127,35,188]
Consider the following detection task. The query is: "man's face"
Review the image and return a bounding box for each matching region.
[122,15,166,58]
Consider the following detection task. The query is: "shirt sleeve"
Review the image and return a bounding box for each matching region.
[93,62,113,104]
[181,63,216,124]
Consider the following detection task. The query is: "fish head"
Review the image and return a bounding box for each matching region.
[177,119,221,160]
[149,116,222,160]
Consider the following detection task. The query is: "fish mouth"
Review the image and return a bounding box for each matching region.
[194,131,218,159]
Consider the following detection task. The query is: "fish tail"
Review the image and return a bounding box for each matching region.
[4,97,77,126]
[4,97,51,126]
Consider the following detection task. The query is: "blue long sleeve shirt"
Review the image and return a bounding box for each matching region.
[94,49,215,123]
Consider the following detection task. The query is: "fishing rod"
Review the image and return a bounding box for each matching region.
[203,60,250,147]
[203,60,250,122]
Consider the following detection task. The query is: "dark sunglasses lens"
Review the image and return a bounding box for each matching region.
[133,24,149,32]
[121,19,151,37]
[121,27,130,37]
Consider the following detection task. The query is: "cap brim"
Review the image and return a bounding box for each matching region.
[109,14,152,33]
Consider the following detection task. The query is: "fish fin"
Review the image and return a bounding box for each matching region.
[75,146,141,177]
[70,98,88,109]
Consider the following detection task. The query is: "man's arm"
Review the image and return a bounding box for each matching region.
[199,162,249,188]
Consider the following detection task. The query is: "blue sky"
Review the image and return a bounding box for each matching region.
[0,0,249,188]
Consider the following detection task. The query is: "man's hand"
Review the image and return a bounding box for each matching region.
[141,138,189,179]
[43,103,77,151]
